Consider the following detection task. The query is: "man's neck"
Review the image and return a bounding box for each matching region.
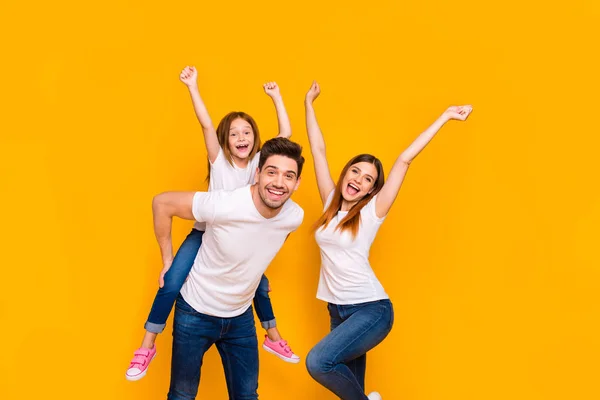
[250,185,284,219]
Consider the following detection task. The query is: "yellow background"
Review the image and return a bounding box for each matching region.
[1,0,599,399]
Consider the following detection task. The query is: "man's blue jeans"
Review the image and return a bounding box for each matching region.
[167,295,259,400]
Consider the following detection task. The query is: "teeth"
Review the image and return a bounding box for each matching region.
[349,183,359,191]
[268,189,284,195]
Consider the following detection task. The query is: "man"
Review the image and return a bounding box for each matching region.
[152,137,304,400]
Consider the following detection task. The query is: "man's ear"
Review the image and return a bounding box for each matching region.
[254,167,260,184]
[293,176,301,192]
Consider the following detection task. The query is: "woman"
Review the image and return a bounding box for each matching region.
[303,81,472,399]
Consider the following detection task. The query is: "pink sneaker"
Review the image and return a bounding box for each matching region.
[262,335,300,364]
[126,345,157,381]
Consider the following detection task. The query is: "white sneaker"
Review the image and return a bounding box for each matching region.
[367,392,382,400]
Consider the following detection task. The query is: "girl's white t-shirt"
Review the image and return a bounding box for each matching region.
[315,190,389,304]
[194,148,260,231]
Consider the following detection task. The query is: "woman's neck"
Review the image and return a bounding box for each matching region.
[340,199,358,212]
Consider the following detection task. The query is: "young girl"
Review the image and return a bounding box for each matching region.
[126,66,300,382]
[303,81,472,400]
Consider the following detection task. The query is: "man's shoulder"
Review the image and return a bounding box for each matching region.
[281,199,304,225]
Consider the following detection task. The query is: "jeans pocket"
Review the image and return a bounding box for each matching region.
[238,306,257,330]
[327,303,337,318]
[175,295,198,315]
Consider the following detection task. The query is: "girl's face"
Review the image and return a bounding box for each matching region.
[228,117,255,160]
[340,162,378,203]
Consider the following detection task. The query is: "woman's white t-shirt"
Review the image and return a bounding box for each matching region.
[315,190,389,304]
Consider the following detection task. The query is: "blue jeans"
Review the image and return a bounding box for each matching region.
[168,295,259,400]
[145,229,276,333]
[254,274,276,329]
[306,299,394,400]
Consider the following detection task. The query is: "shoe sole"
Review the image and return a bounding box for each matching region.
[125,352,157,381]
[262,344,301,364]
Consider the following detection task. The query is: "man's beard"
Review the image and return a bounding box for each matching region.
[259,185,289,209]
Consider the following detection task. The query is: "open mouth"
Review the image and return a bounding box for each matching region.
[236,144,250,153]
[346,183,360,196]
[266,187,286,200]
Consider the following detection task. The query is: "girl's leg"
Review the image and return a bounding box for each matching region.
[253,274,278,339]
[126,229,204,381]
[143,229,204,338]
[254,274,300,363]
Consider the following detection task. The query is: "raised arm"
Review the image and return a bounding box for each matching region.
[263,82,292,138]
[305,81,335,205]
[375,105,473,218]
[152,191,196,286]
[180,66,220,163]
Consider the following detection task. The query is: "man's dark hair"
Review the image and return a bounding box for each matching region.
[258,137,305,178]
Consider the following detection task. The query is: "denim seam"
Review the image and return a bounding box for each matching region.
[220,319,227,337]
[175,307,202,317]
[221,341,236,399]
[329,369,368,399]
[351,358,360,389]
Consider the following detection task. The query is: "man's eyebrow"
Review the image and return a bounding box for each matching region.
[264,165,297,176]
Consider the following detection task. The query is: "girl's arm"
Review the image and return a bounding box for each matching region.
[180,66,220,163]
[264,82,292,139]
[375,105,473,218]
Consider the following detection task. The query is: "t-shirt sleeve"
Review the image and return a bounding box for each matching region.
[251,151,261,169]
[192,191,219,224]
[248,151,260,183]
[293,207,305,230]
[323,189,336,211]
[362,195,386,223]
[209,147,225,167]
[207,148,225,191]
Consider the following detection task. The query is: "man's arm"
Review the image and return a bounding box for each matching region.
[152,191,196,286]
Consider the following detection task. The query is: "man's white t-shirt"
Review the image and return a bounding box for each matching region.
[315,190,389,304]
[194,148,260,231]
[181,185,304,317]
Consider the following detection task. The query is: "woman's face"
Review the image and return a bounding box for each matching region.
[340,161,378,203]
